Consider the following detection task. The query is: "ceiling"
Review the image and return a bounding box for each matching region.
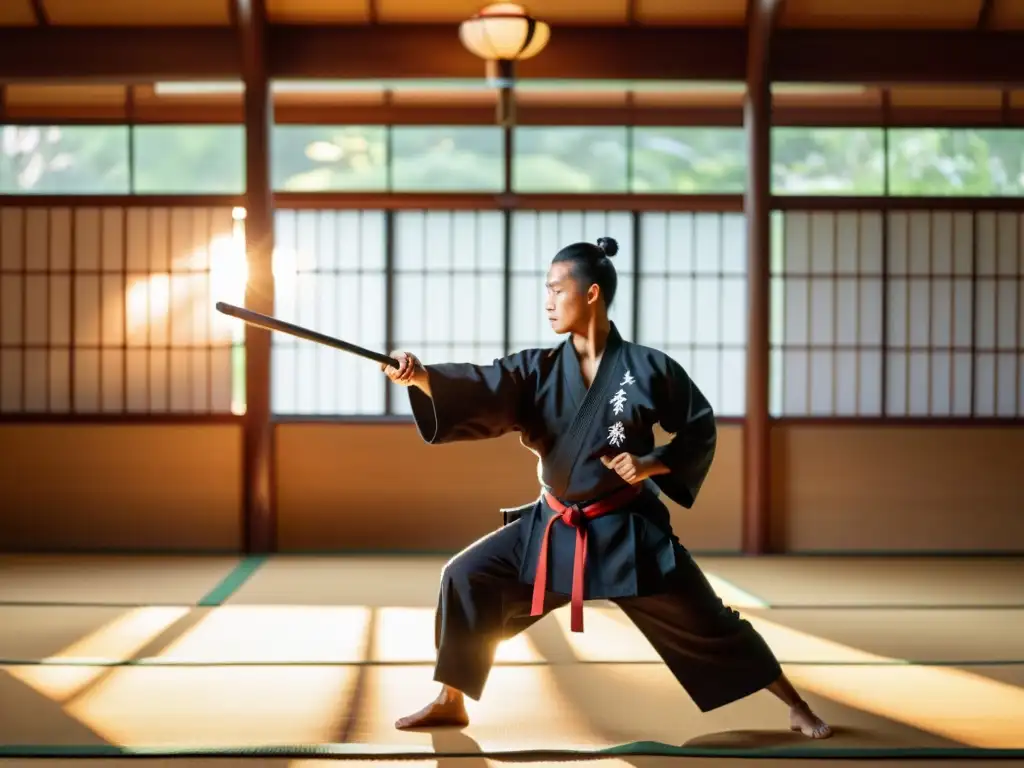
[0,0,1022,28]
[1,0,1021,123]
[3,80,1023,126]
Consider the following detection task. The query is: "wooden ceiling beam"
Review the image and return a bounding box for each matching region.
[30,0,50,25]
[769,29,1023,85]
[268,25,743,80]
[976,0,995,28]
[0,27,239,80]
[1,26,1024,84]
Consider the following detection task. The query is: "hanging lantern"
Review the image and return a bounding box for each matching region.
[459,3,551,126]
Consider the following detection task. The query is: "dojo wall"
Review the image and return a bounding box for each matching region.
[0,423,243,551]
[1,204,1022,554]
[273,423,745,553]
[5,421,1022,554]
[0,204,246,552]
[770,424,1024,552]
[767,208,1024,553]
[274,422,1024,554]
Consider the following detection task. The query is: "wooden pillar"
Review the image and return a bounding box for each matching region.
[237,0,275,553]
[742,0,782,555]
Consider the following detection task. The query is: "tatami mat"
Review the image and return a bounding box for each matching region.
[0,605,196,662]
[357,663,981,750]
[0,605,373,665]
[957,665,1024,687]
[6,661,1018,751]
[0,555,243,606]
[740,607,1024,663]
[4,603,1021,666]
[224,556,767,611]
[698,556,1024,607]
[12,553,1019,611]
[225,556,445,607]
[3,554,1024,762]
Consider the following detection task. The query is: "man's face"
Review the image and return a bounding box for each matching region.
[544,261,593,335]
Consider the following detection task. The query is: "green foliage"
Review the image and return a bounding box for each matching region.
[888,128,1024,196]
[772,127,886,195]
[514,127,629,192]
[2,123,1022,197]
[272,125,388,191]
[133,125,246,194]
[0,125,130,193]
[392,127,503,192]
[632,127,746,193]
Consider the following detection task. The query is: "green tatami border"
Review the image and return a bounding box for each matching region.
[197,555,266,606]
[0,742,1021,761]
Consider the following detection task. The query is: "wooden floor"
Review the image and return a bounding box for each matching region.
[0,553,1022,765]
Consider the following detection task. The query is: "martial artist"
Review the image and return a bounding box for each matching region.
[382,236,831,740]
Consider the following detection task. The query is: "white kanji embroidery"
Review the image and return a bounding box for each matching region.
[621,370,636,387]
[608,421,626,447]
[609,388,628,415]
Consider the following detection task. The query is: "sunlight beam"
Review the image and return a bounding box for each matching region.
[118,213,249,415]
[704,572,769,609]
[64,666,358,746]
[152,606,373,663]
[746,614,1024,749]
[550,604,661,663]
[373,607,543,664]
[547,597,1024,748]
[5,607,190,700]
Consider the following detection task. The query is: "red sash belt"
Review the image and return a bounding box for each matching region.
[531,485,642,633]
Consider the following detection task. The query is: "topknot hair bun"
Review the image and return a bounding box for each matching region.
[596,236,619,258]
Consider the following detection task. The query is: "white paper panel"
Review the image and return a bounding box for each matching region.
[858,350,883,415]
[272,209,388,416]
[49,348,70,413]
[931,212,953,275]
[0,275,22,345]
[833,350,858,415]
[886,351,907,416]
[24,274,48,345]
[767,209,1019,417]
[24,209,49,271]
[0,208,23,271]
[50,208,72,272]
[859,212,884,275]
[636,212,747,417]
[782,212,810,274]
[0,205,242,414]
[809,279,833,345]
[782,349,808,415]
[0,349,22,411]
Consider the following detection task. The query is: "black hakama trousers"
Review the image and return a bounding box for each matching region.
[431,518,784,710]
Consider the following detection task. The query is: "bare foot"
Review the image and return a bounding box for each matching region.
[789,702,832,739]
[395,687,470,730]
